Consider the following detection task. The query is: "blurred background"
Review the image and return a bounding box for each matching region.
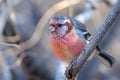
[0,0,120,80]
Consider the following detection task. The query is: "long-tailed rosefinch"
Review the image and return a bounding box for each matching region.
[48,15,115,67]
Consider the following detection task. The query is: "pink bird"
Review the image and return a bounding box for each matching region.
[48,15,115,67]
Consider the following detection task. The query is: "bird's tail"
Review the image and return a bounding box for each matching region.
[95,46,116,67]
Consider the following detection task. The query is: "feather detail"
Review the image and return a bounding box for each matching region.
[50,32,86,63]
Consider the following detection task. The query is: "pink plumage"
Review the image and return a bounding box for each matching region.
[50,31,86,62]
[48,15,116,67]
[48,15,87,63]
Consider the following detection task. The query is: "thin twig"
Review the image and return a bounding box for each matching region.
[0,45,25,80]
[0,43,20,49]
[65,0,120,79]
[3,0,21,43]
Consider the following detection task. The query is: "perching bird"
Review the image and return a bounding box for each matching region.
[48,15,115,67]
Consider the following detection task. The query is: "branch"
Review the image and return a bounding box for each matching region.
[0,45,25,80]
[0,43,20,49]
[65,1,120,79]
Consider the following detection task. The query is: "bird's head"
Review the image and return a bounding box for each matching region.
[48,15,73,37]
[48,15,91,40]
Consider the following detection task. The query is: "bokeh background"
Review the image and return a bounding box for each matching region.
[0,0,120,80]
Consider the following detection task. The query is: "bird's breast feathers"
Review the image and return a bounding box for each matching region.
[50,32,86,62]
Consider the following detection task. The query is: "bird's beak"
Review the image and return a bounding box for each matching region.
[48,26,55,32]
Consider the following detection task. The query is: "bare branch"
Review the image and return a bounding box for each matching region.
[0,43,20,49]
[65,0,120,79]
[0,45,25,80]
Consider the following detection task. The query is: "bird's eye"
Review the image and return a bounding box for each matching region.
[57,23,63,27]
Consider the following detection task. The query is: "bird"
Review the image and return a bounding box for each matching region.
[48,15,115,67]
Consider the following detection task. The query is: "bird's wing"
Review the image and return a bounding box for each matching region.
[72,18,91,40]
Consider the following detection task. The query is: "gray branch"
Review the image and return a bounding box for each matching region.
[65,0,120,79]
